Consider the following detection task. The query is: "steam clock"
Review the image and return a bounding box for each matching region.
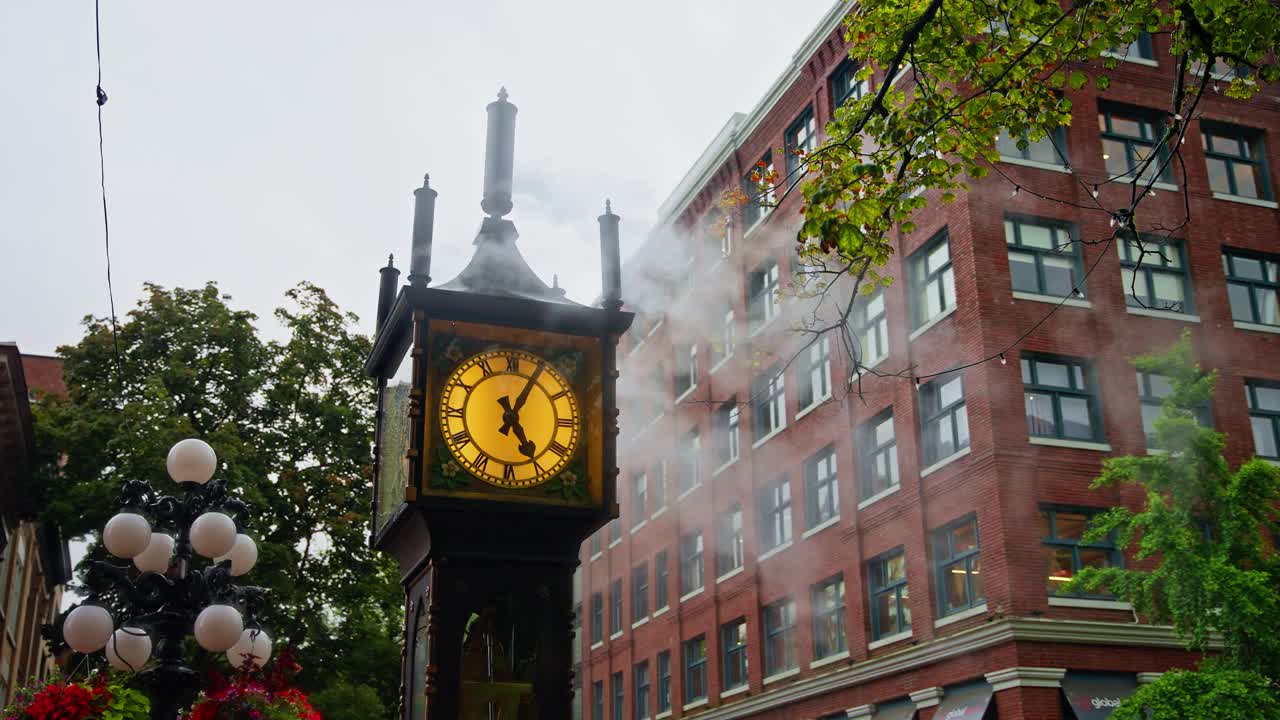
[366,89,632,719]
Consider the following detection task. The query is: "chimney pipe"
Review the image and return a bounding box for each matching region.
[481,88,517,218]
[599,199,622,311]
[409,174,436,287]
[376,254,400,334]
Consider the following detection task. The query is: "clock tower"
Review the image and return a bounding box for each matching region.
[366,89,632,719]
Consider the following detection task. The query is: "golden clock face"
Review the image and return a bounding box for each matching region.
[439,348,581,488]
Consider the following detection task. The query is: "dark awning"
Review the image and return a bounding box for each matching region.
[931,682,993,720]
[871,698,916,720]
[1061,672,1138,719]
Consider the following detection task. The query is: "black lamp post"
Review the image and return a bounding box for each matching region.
[51,439,271,720]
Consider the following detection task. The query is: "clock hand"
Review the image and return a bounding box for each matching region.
[511,362,545,414]
[507,419,537,458]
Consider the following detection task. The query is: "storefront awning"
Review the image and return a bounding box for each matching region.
[931,682,993,720]
[1061,672,1138,719]
[870,698,916,720]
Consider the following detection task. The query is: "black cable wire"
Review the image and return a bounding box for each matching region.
[95,0,123,386]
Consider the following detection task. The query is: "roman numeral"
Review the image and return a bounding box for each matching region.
[478,358,495,376]
[557,417,574,428]
[550,390,568,401]
[506,354,520,372]
[451,429,470,445]
[445,407,463,419]
[547,440,569,457]
[533,458,546,477]
[474,455,488,475]
[503,464,516,483]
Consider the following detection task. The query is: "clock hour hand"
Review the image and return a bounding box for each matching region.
[511,362,545,413]
[496,396,537,457]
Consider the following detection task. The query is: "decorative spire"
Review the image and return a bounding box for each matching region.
[598,199,622,311]
[481,88,518,218]
[376,253,402,335]
[408,173,437,287]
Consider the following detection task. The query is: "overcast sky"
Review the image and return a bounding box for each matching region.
[2,0,836,356]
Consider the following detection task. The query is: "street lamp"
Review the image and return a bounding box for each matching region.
[58,439,271,720]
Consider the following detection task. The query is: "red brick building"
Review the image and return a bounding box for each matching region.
[579,3,1280,719]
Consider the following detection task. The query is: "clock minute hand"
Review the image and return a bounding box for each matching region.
[511,362,545,413]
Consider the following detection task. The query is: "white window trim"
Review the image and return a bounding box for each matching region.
[758,540,794,563]
[801,515,840,540]
[1101,49,1159,67]
[934,602,989,628]
[908,304,958,342]
[655,711,673,720]
[1011,291,1092,309]
[1127,306,1200,323]
[716,566,745,584]
[632,616,650,630]
[1029,437,1112,452]
[867,629,913,650]
[675,384,698,405]
[610,630,624,640]
[720,684,749,699]
[682,698,710,712]
[590,551,603,562]
[679,586,704,604]
[809,650,851,669]
[762,667,801,685]
[920,446,972,477]
[648,318,665,337]
[631,520,648,535]
[749,313,780,339]
[651,506,668,520]
[1107,178,1178,193]
[709,354,735,375]
[1048,597,1133,610]
[609,537,623,549]
[1234,321,1280,335]
[627,337,647,358]
[998,155,1071,173]
[857,484,901,510]
[751,425,787,451]
[1212,192,1279,209]
[676,483,702,502]
[712,458,739,478]
[653,605,669,618]
[591,641,604,650]
[795,393,832,421]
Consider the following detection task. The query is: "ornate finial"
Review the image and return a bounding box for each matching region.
[497,87,509,102]
[387,253,395,267]
[605,198,612,214]
[422,173,430,187]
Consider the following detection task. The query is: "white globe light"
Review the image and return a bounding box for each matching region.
[166,438,217,485]
[63,605,113,653]
[190,512,237,558]
[105,626,151,671]
[194,605,243,652]
[103,513,152,559]
[215,534,258,576]
[133,532,175,574]
[225,628,272,669]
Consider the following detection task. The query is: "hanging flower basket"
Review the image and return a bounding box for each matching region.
[180,648,319,720]
[1,673,150,720]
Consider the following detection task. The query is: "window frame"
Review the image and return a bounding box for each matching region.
[650,460,667,513]
[632,562,649,621]
[632,473,647,527]
[714,399,740,469]
[634,661,651,720]
[654,550,669,610]
[592,680,604,720]
[804,445,840,528]
[1098,104,1173,184]
[675,341,698,398]
[1202,122,1272,200]
[657,650,672,712]
[609,578,623,635]
[716,504,744,576]
[748,260,781,332]
[679,531,705,595]
[713,304,736,366]
[683,635,708,704]
[812,574,847,660]
[797,336,832,410]
[720,618,749,690]
[1246,379,1280,460]
[996,126,1070,166]
[752,366,787,441]
[1223,247,1280,327]
[1041,506,1121,597]
[762,597,798,675]
[850,287,889,367]
[1004,215,1084,298]
[677,429,701,495]
[830,57,865,107]
[758,476,793,552]
[868,548,911,640]
[1137,370,1213,448]
[919,373,969,465]
[590,591,603,644]
[785,105,817,178]
[612,671,624,720]
[933,514,984,616]
[741,152,776,230]
[1021,354,1103,442]
[909,230,956,329]
[1118,235,1194,313]
[859,408,899,500]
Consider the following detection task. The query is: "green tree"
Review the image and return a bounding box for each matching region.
[1062,333,1280,716]
[31,282,400,718]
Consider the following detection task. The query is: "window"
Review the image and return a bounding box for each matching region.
[748,260,781,331]
[649,362,667,419]
[1042,508,1119,595]
[657,650,672,712]
[785,106,817,178]
[1138,371,1211,448]
[1246,380,1280,459]
[1224,249,1280,326]
[1098,105,1172,184]
[1203,124,1271,199]
[680,531,704,595]
[910,230,956,329]
[683,635,708,703]
[830,57,865,107]
[654,551,669,610]
[590,532,602,556]
[1108,29,1154,61]
[677,430,701,494]
[632,473,647,527]
[812,575,847,659]
[763,598,797,675]
[752,366,786,440]
[634,662,651,720]
[934,515,984,616]
[714,400,740,469]
[609,518,621,545]
[632,563,649,621]
[675,342,698,398]
[713,305,735,366]
[859,409,899,499]
[610,578,623,635]
[1005,217,1082,298]
[1022,355,1101,442]
[804,446,839,528]
[798,337,832,409]
[592,680,604,720]
[759,476,793,552]
[717,505,744,576]
[651,460,667,513]
[996,127,1068,166]
[742,152,776,229]
[850,288,888,366]
[591,592,603,644]
[869,549,911,639]
[612,671,624,720]
[721,618,748,689]
[1119,235,1193,312]
[920,374,969,465]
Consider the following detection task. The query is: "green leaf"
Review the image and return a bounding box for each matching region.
[1068,70,1089,89]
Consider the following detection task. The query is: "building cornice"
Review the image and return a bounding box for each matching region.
[674,617,1207,720]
